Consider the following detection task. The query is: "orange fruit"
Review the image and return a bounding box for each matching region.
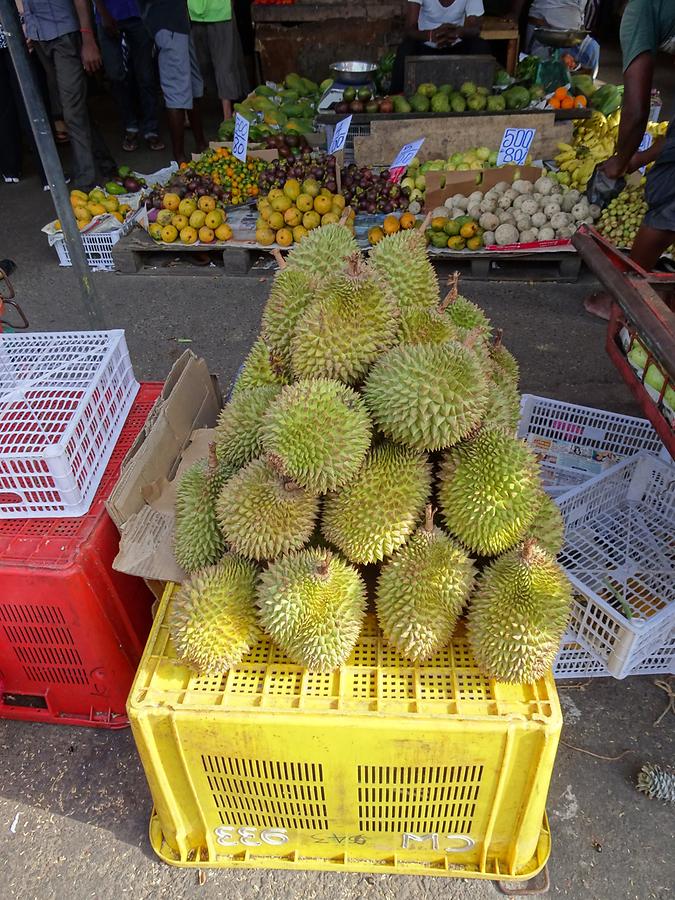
[399,211,416,230]
[368,225,385,245]
[549,97,562,109]
[575,95,588,107]
[554,86,568,101]
[561,96,575,109]
[382,214,400,235]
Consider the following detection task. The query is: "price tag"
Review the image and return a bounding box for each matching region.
[328,115,352,155]
[497,127,536,167]
[232,113,250,162]
[638,131,653,174]
[389,138,425,183]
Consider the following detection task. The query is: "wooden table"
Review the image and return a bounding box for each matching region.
[480,15,520,74]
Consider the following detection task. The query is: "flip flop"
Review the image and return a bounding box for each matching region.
[122,131,140,152]
[145,134,166,151]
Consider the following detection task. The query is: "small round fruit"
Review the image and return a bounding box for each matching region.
[331,194,346,212]
[296,193,314,213]
[460,222,478,238]
[399,211,416,230]
[431,216,448,232]
[268,211,285,231]
[178,198,197,217]
[259,204,273,222]
[292,224,308,242]
[87,202,106,216]
[205,209,223,229]
[383,214,400,235]
[148,222,163,240]
[284,206,302,227]
[368,225,385,245]
[320,187,333,198]
[198,195,216,212]
[180,225,198,244]
[321,212,339,225]
[313,194,332,215]
[161,224,178,242]
[74,206,93,223]
[302,178,320,198]
[271,194,292,212]
[215,222,233,241]
[283,178,301,200]
[189,210,206,229]
[156,209,174,226]
[302,210,321,230]
[268,188,284,202]
[276,227,293,247]
[256,226,275,246]
[466,235,483,251]
[171,213,188,231]
[163,192,180,211]
[199,225,215,243]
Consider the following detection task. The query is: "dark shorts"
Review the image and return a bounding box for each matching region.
[645,122,675,232]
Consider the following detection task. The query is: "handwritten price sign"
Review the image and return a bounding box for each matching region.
[328,115,352,155]
[389,138,425,182]
[232,113,250,162]
[497,127,536,167]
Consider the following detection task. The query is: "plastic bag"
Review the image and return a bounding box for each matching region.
[585,166,625,209]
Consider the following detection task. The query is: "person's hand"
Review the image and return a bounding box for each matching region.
[600,155,628,180]
[434,24,458,46]
[81,33,102,73]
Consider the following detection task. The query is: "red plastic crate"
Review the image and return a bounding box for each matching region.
[0,382,162,728]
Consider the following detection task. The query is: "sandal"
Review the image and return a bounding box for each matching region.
[54,130,69,144]
[145,134,166,151]
[122,130,139,152]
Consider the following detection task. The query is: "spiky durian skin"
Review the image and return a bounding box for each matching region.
[291,269,398,384]
[232,338,290,397]
[467,540,572,683]
[215,385,281,469]
[257,548,367,671]
[169,558,261,674]
[321,443,432,563]
[491,341,519,387]
[262,268,314,355]
[261,379,371,493]
[216,458,319,561]
[363,342,489,451]
[397,307,458,346]
[285,223,358,280]
[483,378,521,432]
[526,491,565,556]
[369,229,440,310]
[174,457,233,573]
[438,428,540,556]
[376,525,475,662]
[445,294,492,341]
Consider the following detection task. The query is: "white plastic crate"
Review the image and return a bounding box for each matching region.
[0,330,138,518]
[554,626,675,679]
[518,395,666,497]
[557,453,675,678]
[50,212,138,271]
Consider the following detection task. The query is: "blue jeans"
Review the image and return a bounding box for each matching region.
[97,17,159,137]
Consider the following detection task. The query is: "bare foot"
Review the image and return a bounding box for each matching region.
[584,291,613,320]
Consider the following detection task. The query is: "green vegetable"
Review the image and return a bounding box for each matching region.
[503,85,531,110]
[571,73,596,98]
[409,93,431,113]
[591,84,623,116]
[105,181,125,195]
[515,55,539,82]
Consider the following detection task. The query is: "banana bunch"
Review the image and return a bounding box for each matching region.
[647,119,669,138]
[553,110,618,188]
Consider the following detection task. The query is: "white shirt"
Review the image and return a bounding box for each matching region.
[409,0,485,33]
[528,0,587,31]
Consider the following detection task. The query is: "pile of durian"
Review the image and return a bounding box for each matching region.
[170,223,572,684]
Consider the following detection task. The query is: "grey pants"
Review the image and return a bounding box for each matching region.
[35,31,116,189]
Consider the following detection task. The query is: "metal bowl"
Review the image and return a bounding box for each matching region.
[533,27,589,48]
[329,60,377,86]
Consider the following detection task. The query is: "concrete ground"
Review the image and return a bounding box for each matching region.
[1,43,674,900]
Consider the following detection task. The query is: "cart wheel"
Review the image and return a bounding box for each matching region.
[496,864,550,895]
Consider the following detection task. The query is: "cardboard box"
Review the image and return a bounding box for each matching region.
[424,165,545,212]
[107,351,222,583]
[191,143,279,163]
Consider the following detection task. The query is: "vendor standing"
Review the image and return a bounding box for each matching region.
[585,0,675,318]
[526,0,600,76]
[391,0,490,93]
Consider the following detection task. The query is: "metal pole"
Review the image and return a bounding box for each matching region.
[0,0,107,329]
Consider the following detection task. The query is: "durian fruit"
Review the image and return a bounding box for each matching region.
[526,491,565,556]
[637,764,675,803]
[490,328,519,387]
[261,263,314,355]
[216,457,319,561]
[291,254,398,384]
[397,305,457,346]
[321,443,432,563]
[232,337,291,397]
[438,427,540,556]
[363,337,489,451]
[467,538,572,683]
[285,223,358,280]
[174,443,232,573]
[369,228,440,310]
[257,548,366,671]
[169,557,261,674]
[214,384,280,469]
[261,378,371,493]
[376,505,475,662]
[483,377,521,432]
[443,272,492,341]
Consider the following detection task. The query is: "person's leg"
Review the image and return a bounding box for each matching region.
[0,50,23,179]
[155,29,193,163]
[209,19,248,120]
[97,21,139,145]
[187,32,207,152]
[124,17,163,144]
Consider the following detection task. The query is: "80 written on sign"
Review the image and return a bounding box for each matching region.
[496,127,536,167]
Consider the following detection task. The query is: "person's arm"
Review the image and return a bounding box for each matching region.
[602,51,653,179]
[626,135,665,173]
[95,0,119,37]
[73,0,103,73]
[459,14,480,38]
[405,2,436,42]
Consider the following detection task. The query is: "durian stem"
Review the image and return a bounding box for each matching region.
[268,350,287,378]
[346,251,363,278]
[272,248,287,270]
[207,441,218,475]
[440,272,460,312]
[493,328,504,350]
[339,207,352,226]
[315,552,332,577]
[420,211,432,232]
[423,503,436,532]
[462,326,483,349]
[521,537,539,562]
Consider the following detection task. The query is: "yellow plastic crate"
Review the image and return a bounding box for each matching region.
[129,584,562,880]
